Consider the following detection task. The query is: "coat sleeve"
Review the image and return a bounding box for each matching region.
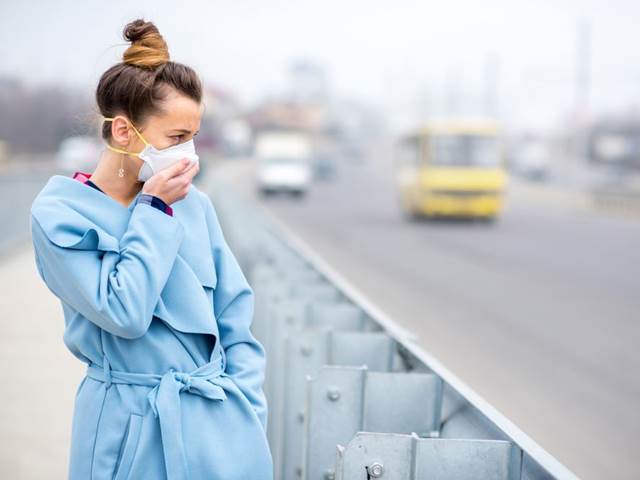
[30,202,185,339]
[199,191,268,432]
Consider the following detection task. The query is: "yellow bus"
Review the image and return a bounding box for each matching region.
[393,119,508,221]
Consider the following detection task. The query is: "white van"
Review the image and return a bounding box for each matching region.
[255,130,312,196]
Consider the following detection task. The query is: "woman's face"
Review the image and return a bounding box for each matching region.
[107,87,203,173]
[131,88,203,152]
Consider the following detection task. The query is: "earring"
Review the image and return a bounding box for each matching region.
[118,154,125,178]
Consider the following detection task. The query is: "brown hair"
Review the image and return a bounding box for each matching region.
[97,19,202,140]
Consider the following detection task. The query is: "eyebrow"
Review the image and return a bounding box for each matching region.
[170,128,199,135]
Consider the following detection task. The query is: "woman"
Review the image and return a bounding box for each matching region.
[29,19,273,480]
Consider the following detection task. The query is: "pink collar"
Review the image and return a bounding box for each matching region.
[72,171,93,183]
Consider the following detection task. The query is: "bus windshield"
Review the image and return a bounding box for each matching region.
[429,135,501,167]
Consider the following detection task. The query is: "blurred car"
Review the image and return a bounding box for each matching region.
[511,139,552,181]
[255,130,312,196]
[56,135,101,172]
[312,153,337,180]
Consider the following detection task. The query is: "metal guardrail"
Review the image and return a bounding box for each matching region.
[205,180,580,480]
[590,185,640,216]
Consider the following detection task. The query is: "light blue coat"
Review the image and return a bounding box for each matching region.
[30,175,273,480]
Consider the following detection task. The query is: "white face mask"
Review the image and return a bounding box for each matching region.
[102,116,199,182]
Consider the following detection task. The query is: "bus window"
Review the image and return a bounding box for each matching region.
[430,135,501,167]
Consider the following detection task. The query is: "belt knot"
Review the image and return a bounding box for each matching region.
[174,371,193,393]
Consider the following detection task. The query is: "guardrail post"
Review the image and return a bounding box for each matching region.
[281,326,396,479]
[303,366,444,480]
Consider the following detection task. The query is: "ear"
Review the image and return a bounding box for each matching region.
[110,115,133,147]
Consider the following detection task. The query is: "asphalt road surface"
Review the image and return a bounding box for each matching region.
[209,153,640,480]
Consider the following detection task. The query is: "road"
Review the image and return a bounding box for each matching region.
[208,152,640,480]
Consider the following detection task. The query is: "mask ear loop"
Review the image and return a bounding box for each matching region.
[102,117,150,178]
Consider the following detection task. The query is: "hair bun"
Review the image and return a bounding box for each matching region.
[122,19,169,69]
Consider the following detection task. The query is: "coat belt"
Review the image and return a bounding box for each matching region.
[86,353,233,480]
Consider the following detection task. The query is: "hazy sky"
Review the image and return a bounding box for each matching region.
[1,0,639,132]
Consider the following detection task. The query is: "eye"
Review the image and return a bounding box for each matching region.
[170,134,184,143]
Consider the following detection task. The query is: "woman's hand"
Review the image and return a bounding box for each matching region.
[142,159,200,205]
